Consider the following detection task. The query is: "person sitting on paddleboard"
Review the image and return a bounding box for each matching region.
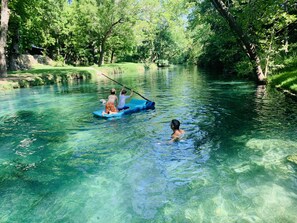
[118,87,133,111]
[103,88,118,115]
[170,119,185,142]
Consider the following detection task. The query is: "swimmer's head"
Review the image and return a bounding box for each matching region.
[171,119,180,130]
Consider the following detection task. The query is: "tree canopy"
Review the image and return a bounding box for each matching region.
[188,0,297,80]
[1,0,296,80]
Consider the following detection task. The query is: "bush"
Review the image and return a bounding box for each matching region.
[234,60,253,78]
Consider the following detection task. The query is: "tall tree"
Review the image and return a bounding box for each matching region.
[6,0,47,68]
[98,18,124,66]
[211,0,265,83]
[0,0,10,77]
[189,0,296,77]
[96,0,135,66]
[133,0,191,66]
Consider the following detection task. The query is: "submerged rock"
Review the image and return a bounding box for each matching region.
[246,139,297,150]
[287,155,297,165]
[245,138,297,171]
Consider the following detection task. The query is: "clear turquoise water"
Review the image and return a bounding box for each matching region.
[1,66,297,222]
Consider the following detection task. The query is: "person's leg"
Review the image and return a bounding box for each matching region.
[110,104,118,113]
[105,102,113,114]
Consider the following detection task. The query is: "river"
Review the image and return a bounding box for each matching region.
[1,66,297,222]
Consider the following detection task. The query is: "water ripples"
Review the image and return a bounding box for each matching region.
[1,68,297,222]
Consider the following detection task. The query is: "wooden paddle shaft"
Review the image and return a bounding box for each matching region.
[99,72,152,102]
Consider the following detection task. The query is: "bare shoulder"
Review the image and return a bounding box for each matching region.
[172,130,185,139]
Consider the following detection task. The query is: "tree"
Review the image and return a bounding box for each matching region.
[105,24,136,63]
[96,0,137,66]
[98,18,124,66]
[211,0,265,83]
[6,0,49,68]
[132,0,191,66]
[0,0,10,77]
[189,0,296,80]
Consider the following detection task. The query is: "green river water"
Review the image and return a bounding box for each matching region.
[0,66,297,222]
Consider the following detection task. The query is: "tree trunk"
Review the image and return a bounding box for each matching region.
[283,0,289,53]
[8,28,20,70]
[264,31,274,77]
[98,41,105,66]
[110,50,115,63]
[98,18,124,66]
[211,0,266,83]
[0,0,10,77]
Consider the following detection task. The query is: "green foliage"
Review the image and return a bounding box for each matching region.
[188,1,240,69]
[132,0,192,65]
[5,0,297,77]
[234,61,253,78]
[269,70,297,92]
[5,0,193,68]
[268,54,297,93]
[188,0,297,77]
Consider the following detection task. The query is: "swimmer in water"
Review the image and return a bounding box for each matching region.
[170,119,185,142]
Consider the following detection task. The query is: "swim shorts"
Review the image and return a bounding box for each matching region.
[105,102,118,113]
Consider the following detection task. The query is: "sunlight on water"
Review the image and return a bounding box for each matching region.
[1,67,297,222]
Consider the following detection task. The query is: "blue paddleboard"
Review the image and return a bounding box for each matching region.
[93,99,155,119]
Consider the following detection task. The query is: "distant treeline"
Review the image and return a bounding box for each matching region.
[1,0,296,82]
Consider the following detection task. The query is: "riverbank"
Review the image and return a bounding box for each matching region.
[0,63,155,91]
[268,60,297,99]
[2,61,297,100]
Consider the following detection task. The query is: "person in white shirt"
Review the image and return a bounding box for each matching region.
[118,88,133,111]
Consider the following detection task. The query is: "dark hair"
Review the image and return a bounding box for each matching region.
[110,89,116,95]
[121,89,127,94]
[171,119,180,130]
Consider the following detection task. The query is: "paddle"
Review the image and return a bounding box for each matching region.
[98,72,153,102]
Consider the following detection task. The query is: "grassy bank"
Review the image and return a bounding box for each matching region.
[0,62,154,91]
[268,59,297,97]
